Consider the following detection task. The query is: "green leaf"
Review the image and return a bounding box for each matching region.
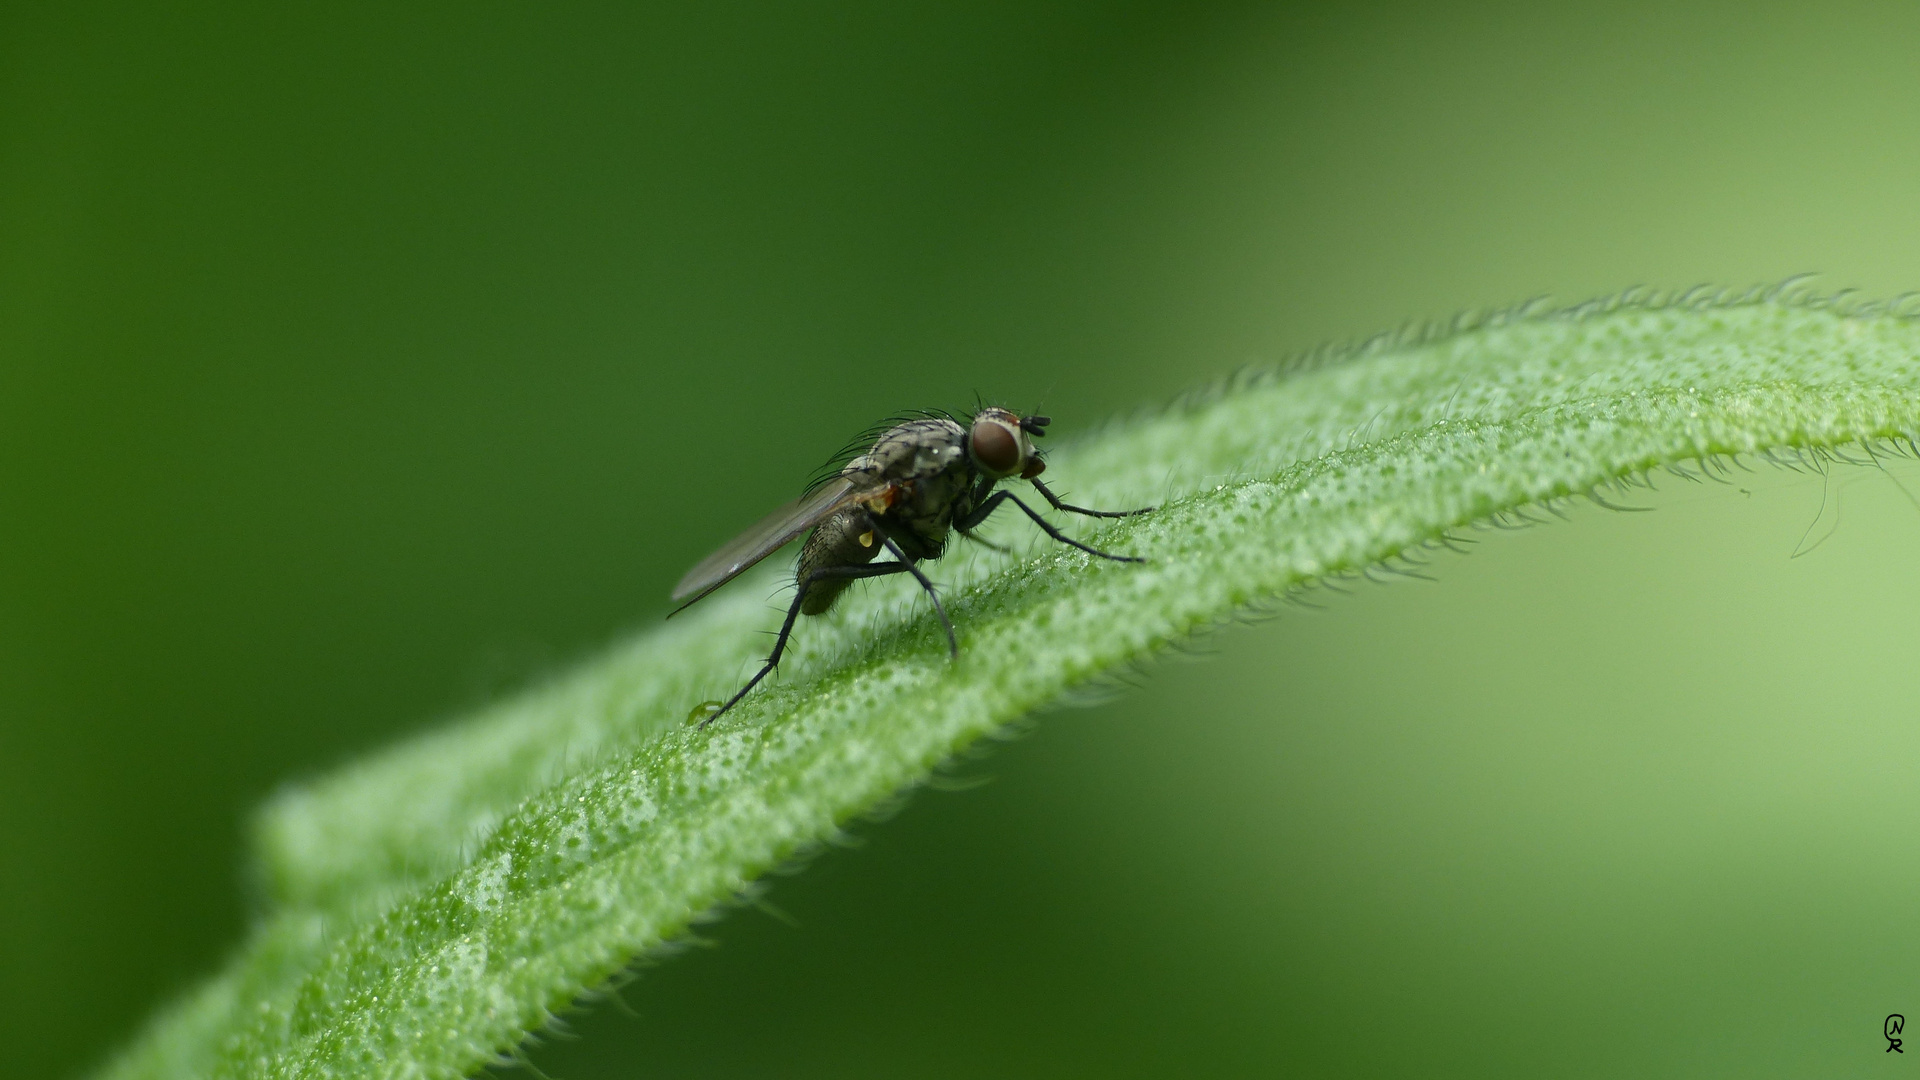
[95,291,1920,1079]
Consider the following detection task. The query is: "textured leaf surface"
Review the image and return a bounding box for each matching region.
[96,295,1920,1079]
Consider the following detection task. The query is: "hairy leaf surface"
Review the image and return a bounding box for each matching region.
[97,293,1920,1079]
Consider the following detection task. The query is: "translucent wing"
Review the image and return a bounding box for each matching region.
[670,476,868,610]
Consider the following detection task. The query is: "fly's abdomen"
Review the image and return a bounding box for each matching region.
[797,508,880,615]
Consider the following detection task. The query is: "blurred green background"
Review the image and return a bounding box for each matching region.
[7,1,1920,1076]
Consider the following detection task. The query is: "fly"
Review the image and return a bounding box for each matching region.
[672,407,1152,725]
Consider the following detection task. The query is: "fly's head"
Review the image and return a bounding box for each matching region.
[966,407,1050,482]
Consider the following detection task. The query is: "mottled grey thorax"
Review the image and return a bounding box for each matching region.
[794,417,975,616]
[843,417,974,545]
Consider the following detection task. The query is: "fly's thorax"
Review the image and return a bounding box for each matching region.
[891,466,969,542]
[843,418,967,486]
[838,416,975,550]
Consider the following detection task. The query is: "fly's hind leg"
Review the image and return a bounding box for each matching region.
[701,560,912,727]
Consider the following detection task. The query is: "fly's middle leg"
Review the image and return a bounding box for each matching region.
[956,529,1015,554]
[701,560,912,727]
[877,534,957,659]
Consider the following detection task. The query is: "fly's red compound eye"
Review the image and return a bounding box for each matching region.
[969,414,1022,477]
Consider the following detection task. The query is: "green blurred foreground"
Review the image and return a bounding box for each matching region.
[8,1,1920,1077]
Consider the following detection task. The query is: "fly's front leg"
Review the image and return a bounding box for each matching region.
[1030,476,1155,518]
[955,477,1017,554]
[702,560,912,727]
[878,534,958,659]
[958,491,1144,563]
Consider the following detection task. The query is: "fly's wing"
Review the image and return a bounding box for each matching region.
[669,477,866,611]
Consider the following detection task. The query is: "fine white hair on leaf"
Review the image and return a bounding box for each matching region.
[97,290,1920,1080]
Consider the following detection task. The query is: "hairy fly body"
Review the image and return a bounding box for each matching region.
[672,407,1151,725]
